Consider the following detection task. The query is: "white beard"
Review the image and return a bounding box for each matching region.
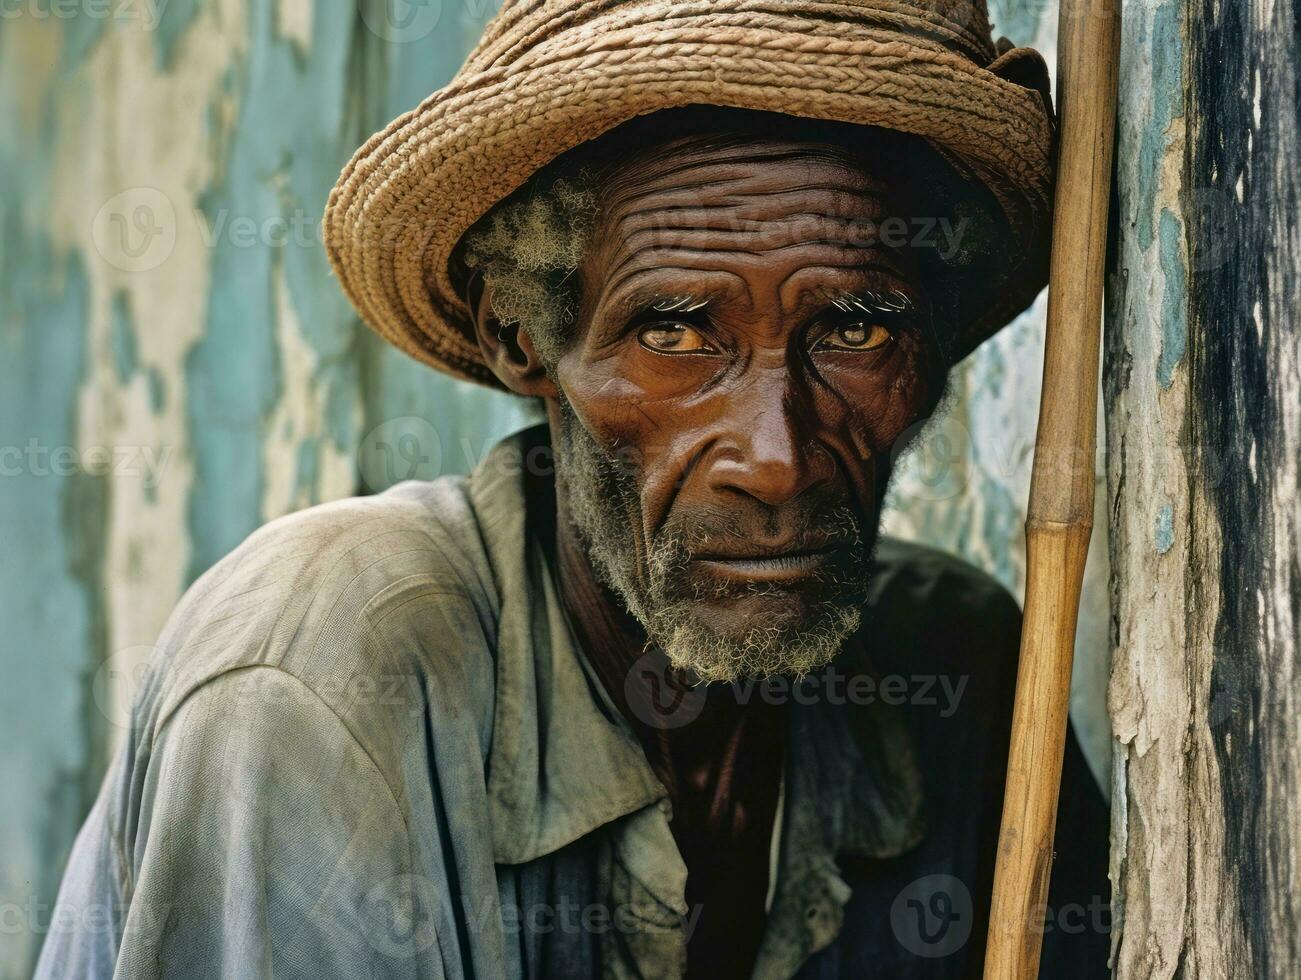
[554,396,872,683]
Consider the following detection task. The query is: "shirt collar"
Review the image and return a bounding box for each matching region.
[755,663,926,973]
[468,424,666,865]
[467,425,925,888]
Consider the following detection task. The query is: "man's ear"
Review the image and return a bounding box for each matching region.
[468,275,558,398]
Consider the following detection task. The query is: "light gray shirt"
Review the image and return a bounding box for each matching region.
[37,425,1081,979]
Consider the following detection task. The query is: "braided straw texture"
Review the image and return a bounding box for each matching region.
[325,0,1056,387]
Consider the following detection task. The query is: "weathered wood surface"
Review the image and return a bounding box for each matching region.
[1107,0,1300,976]
[1190,0,1301,967]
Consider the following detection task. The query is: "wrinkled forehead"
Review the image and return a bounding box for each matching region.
[582,133,918,313]
[599,135,897,219]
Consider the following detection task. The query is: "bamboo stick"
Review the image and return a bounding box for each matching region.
[982,1,1121,977]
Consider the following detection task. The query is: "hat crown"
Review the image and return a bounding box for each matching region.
[467,0,998,76]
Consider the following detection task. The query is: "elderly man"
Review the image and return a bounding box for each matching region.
[38,2,1108,978]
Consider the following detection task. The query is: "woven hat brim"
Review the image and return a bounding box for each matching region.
[325,18,1055,389]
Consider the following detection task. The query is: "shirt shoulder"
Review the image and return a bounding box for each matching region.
[131,476,502,790]
[864,537,1022,671]
[870,536,1020,616]
[42,665,425,980]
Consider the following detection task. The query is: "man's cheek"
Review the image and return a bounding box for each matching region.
[577,400,707,508]
[867,374,938,458]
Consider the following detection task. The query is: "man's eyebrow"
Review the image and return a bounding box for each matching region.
[649,294,711,313]
[605,283,914,319]
[608,286,725,319]
[826,288,915,314]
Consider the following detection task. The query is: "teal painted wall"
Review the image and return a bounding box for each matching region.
[0,5,531,975]
[0,3,1108,977]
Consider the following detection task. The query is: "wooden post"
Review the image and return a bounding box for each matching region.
[983,1,1121,976]
[1107,0,1301,974]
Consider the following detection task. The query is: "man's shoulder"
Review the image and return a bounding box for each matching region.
[870,537,1020,615]
[137,476,500,746]
[864,537,1022,666]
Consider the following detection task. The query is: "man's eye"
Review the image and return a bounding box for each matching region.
[814,322,893,352]
[637,323,716,354]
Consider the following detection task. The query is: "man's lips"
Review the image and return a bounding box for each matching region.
[690,543,842,584]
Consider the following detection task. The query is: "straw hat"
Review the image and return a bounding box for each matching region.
[325,0,1056,389]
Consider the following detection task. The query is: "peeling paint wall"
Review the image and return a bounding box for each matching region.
[0,4,527,976]
[0,3,1112,978]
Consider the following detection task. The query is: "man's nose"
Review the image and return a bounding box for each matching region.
[705,371,833,507]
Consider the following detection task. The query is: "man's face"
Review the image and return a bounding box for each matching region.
[547,136,947,682]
